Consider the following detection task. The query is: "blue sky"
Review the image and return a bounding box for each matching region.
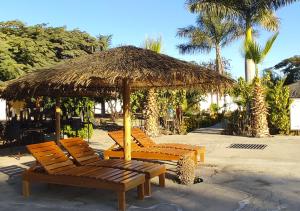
[0,0,299,79]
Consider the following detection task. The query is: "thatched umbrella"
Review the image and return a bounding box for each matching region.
[1,46,233,160]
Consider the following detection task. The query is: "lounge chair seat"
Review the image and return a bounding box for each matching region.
[59,137,166,196]
[131,128,206,162]
[106,131,196,163]
[23,141,145,211]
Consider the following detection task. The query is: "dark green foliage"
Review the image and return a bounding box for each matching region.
[0,20,110,82]
[61,98,95,139]
[274,56,300,85]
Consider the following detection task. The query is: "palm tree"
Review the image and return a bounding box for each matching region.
[143,37,162,137]
[177,12,243,74]
[244,32,279,137]
[187,0,297,81]
[97,34,112,51]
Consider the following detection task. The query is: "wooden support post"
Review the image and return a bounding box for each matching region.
[118,191,126,211]
[159,173,166,187]
[123,79,131,161]
[22,180,30,197]
[55,98,61,143]
[137,184,144,200]
[144,178,151,196]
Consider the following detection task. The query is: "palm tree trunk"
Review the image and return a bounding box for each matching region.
[215,45,224,75]
[145,88,159,137]
[215,45,223,108]
[245,25,256,82]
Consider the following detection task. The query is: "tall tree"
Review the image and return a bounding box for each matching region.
[274,55,300,85]
[187,0,297,81]
[177,12,243,74]
[0,20,106,82]
[244,32,279,137]
[143,37,162,137]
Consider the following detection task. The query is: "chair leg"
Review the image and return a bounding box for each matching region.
[159,173,166,187]
[137,184,144,200]
[22,180,30,197]
[144,178,151,196]
[118,191,126,211]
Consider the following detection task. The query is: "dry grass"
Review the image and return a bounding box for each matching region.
[1,46,234,100]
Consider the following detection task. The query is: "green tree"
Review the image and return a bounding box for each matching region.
[0,20,102,81]
[177,12,243,74]
[187,0,297,81]
[274,56,300,85]
[244,32,278,137]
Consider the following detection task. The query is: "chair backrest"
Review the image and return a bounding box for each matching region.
[26,141,76,174]
[131,128,156,147]
[59,138,99,165]
[108,130,140,148]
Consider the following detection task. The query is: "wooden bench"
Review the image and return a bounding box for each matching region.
[59,137,166,196]
[23,141,145,211]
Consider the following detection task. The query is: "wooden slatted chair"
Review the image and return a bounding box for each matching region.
[23,141,145,211]
[131,128,206,163]
[59,137,166,196]
[105,131,196,163]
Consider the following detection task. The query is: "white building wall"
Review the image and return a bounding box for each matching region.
[199,93,238,112]
[0,99,6,120]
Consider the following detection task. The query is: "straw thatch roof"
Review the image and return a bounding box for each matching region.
[1,46,233,100]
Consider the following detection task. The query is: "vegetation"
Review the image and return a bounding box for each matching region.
[0,20,112,138]
[177,12,243,74]
[187,0,297,81]
[244,32,278,137]
[265,76,291,134]
[0,20,111,82]
[143,37,162,137]
[274,56,300,85]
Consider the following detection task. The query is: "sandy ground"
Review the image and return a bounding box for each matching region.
[0,129,300,211]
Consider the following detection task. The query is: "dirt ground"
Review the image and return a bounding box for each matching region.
[0,129,299,211]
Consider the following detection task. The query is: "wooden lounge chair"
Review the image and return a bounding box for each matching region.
[23,141,145,211]
[131,128,206,163]
[59,137,166,196]
[105,131,196,163]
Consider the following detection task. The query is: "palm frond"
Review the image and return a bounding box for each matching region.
[144,36,162,53]
[269,0,300,10]
[254,9,280,32]
[244,39,262,64]
[177,43,211,54]
[186,0,238,17]
[244,32,279,64]
[261,32,279,60]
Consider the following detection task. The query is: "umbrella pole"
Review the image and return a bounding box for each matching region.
[55,97,61,143]
[123,79,131,161]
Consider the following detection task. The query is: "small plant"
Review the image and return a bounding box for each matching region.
[177,154,196,185]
